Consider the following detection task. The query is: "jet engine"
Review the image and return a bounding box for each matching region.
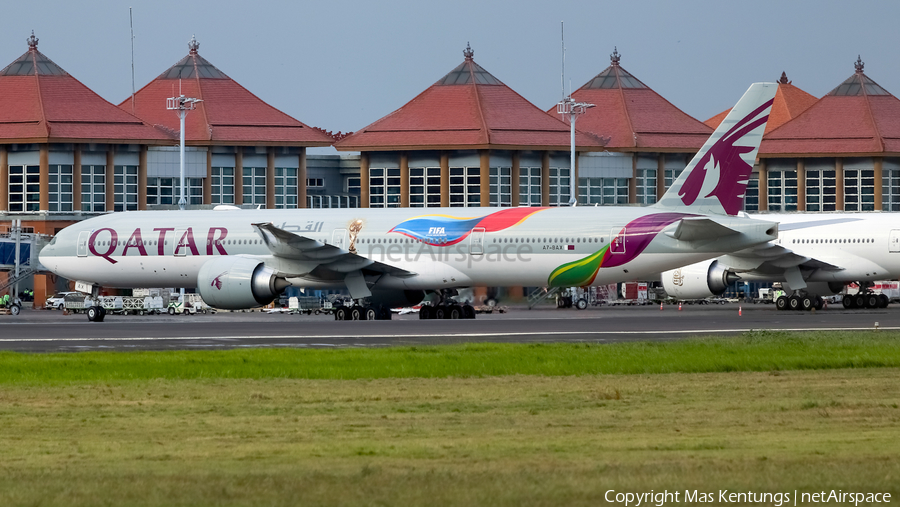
[662,260,740,300]
[198,257,289,310]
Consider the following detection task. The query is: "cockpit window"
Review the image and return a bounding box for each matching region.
[49,236,57,245]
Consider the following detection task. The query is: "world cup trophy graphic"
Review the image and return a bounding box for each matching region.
[348,219,364,254]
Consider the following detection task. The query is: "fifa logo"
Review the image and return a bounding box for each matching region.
[672,268,684,286]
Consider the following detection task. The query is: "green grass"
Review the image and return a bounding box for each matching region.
[1,331,899,506]
[2,330,900,383]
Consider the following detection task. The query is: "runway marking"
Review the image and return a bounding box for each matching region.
[0,326,895,343]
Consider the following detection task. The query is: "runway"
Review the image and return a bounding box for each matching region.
[0,302,896,352]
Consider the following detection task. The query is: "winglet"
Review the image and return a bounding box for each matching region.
[654,82,777,216]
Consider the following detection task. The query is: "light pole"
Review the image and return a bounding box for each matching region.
[166,95,202,210]
[557,97,594,205]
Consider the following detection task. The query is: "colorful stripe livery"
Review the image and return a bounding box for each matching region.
[548,213,692,287]
[389,207,547,245]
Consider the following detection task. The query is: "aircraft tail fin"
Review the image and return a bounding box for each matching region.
[653,82,777,216]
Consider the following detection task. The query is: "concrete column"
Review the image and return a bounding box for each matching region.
[298,147,307,208]
[203,148,212,206]
[440,152,449,207]
[628,154,637,204]
[73,145,82,211]
[796,159,806,211]
[40,145,50,212]
[480,149,490,207]
[541,151,550,207]
[360,152,369,208]
[234,149,243,206]
[105,148,115,212]
[0,146,7,211]
[874,157,884,210]
[656,154,666,202]
[400,152,410,207]
[139,146,148,210]
[511,151,520,206]
[835,158,844,210]
[758,160,768,211]
[266,148,275,209]
[33,273,50,309]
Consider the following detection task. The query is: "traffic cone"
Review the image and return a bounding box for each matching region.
[660,302,664,310]
[739,306,742,316]
[678,302,682,311]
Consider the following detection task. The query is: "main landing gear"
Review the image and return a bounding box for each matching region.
[333,303,392,321]
[418,303,476,320]
[841,292,889,310]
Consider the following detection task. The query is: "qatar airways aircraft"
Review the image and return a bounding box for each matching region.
[662,212,900,311]
[40,83,779,322]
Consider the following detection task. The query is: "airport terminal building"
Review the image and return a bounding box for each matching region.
[3,34,900,306]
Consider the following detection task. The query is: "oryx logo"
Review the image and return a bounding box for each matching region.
[211,271,227,290]
[672,268,684,286]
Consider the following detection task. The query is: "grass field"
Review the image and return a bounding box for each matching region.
[1,332,899,506]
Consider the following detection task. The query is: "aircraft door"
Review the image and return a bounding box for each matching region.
[76,231,90,257]
[610,227,626,254]
[890,230,900,253]
[469,227,485,255]
[332,228,348,250]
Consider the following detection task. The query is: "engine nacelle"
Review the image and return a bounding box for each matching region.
[662,260,740,300]
[198,257,288,310]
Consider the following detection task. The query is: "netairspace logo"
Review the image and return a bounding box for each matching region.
[604,489,892,506]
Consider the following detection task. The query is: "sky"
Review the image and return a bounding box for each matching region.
[5,0,899,154]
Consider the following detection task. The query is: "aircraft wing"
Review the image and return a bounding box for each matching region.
[665,217,745,241]
[251,222,416,278]
[718,242,843,273]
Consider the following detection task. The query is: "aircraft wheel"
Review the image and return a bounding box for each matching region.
[854,295,866,308]
[788,295,802,311]
[463,305,476,319]
[575,298,588,310]
[434,306,447,319]
[842,296,854,309]
[87,306,98,322]
[334,307,347,321]
[448,305,462,319]
[10,304,21,316]
[801,296,814,311]
[879,294,890,308]
[364,306,377,321]
[814,297,824,310]
[418,306,430,319]
[865,294,880,309]
[349,306,364,320]
[775,296,788,311]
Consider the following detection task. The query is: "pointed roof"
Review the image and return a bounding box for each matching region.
[705,72,818,134]
[0,32,171,144]
[335,44,605,152]
[761,57,900,155]
[120,36,333,147]
[555,48,713,151]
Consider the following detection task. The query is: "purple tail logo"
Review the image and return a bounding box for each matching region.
[678,99,773,215]
[211,271,227,290]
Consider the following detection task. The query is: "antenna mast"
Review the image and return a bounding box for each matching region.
[130,7,136,115]
[556,23,594,206]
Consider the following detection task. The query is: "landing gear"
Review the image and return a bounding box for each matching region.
[334,303,392,321]
[419,303,475,320]
[86,305,106,322]
[776,293,824,312]
[841,290,888,310]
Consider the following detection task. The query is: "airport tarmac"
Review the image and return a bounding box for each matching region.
[0,302,896,352]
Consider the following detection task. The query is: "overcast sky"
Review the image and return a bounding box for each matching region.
[5,0,898,154]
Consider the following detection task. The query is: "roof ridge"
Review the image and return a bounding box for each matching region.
[857,72,884,152]
[191,54,212,142]
[469,61,490,145]
[31,50,51,138]
[614,65,636,147]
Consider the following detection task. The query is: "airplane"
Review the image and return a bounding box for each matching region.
[39,82,779,322]
[661,212,900,311]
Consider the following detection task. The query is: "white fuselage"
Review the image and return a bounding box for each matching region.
[39,206,775,292]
